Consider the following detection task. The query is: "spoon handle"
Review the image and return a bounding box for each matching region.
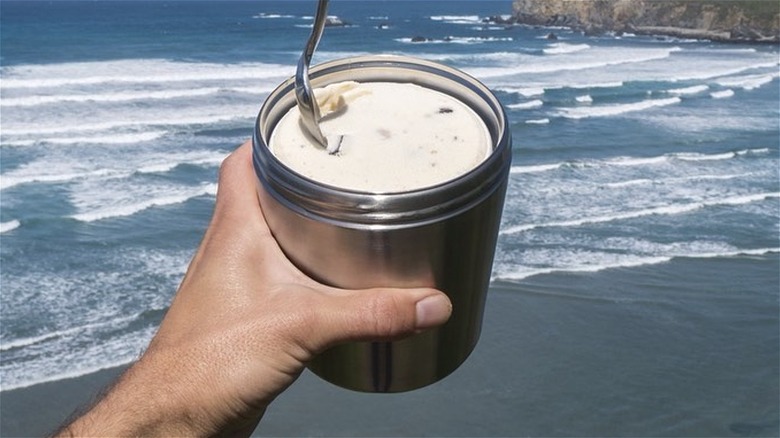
[295,0,330,149]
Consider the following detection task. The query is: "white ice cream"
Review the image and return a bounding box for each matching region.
[269,81,491,193]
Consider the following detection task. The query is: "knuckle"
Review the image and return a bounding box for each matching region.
[362,291,412,339]
[217,152,238,183]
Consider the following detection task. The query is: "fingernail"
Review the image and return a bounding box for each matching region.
[415,294,452,330]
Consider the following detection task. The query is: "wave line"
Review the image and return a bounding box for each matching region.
[70,183,218,222]
[493,247,780,281]
[500,192,780,234]
[0,220,21,233]
[508,147,773,175]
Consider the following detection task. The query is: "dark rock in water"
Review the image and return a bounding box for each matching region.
[376,22,390,30]
[411,35,429,43]
[485,14,518,25]
[545,32,558,40]
[324,16,351,27]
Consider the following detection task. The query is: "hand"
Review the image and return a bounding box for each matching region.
[56,140,452,437]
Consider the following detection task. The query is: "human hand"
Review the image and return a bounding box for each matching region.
[57,140,452,437]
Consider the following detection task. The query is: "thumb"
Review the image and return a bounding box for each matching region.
[310,288,452,351]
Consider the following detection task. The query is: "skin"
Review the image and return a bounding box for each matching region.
[56,140,452,437]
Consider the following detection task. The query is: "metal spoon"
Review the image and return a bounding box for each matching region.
[295,0,336,153]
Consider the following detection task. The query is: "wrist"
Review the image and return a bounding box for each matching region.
[57,352,213,437]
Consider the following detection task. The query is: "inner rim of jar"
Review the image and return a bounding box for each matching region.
[253,55,511,225]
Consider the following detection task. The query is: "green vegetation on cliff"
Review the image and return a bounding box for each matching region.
[510,0,779,43]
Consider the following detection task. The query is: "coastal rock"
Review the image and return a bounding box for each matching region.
[411,35,430,43]
[512,0,779,43]
[484,14,518,25]
[324,16,351,27]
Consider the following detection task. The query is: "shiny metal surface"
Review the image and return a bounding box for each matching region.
[294,0,330,151]
[253,55,512,392]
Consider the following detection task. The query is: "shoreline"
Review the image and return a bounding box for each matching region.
[0,365,128,437]
[2,253,778,437]
[629,25,780,44]
[486,8,780,45]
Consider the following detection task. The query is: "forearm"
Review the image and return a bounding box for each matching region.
[53,349,261,438]
[54,359,200,437]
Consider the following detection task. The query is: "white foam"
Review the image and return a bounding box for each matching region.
[608,155,670,166]
[674,151,736,161]
[543,43,590,55]
[0,247,191,392]
[1,168,119,190]
[493,246,779,281]
[136,153,226,174]
[737,148,770,156]
[252,13,296,19]
[604,178,655,188]
[711,89,735,99]
[0,220,21,233]
[496,81,624,98]
[506,148,770,177]
[71,183,218,222]
[495,253,672,281]
[447,36,513,44]
[395,36,512,44]
[1,325,157,392]
[667,84,709,95]
[1,111,253,136]
[0,313,140,352]
[229,85,275,95]
[497,86,546,97]
[466,47,681,78]
[136,163,182,174]
[525,118,550,125]
[0,59,292,89]
[568,81,624,89]
[670,61,779,82]
[605,173,747,188]
[555,97,681,119]
[575,95,593,103]
[508,99,543,110]
[501,192,780,234]
[0,87,222,107]
[429,15,482,24]
[1,331,62,352]
[511,163,561,174]
[2,131,167,147]
[714,72,778,90]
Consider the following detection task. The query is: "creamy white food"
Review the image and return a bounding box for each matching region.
[269,81,491,192]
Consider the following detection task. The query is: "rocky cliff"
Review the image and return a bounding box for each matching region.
[510,0,779,43]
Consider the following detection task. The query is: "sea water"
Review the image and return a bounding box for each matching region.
[1,1,778,435]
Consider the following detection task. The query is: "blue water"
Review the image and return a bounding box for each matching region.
[1,1,779,434]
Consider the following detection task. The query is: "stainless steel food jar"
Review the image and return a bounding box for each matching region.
[252,55,511,392]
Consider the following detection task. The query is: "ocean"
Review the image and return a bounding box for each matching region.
[1,1,778,436]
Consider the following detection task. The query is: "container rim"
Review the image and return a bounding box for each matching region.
[253,54,512,226]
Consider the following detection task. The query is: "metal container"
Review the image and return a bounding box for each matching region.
[252,55,511,392]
